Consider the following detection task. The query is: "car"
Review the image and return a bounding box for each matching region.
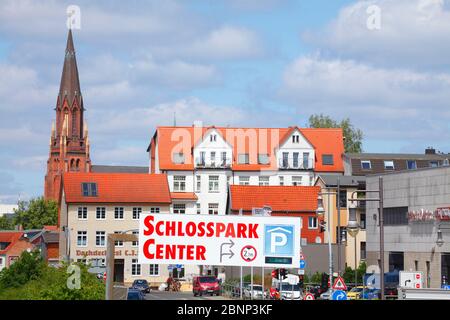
[361,288,381,300]
[131,279,150,293]
[243,285,267,299]
[319,288,333,300]
[127,289,145,300]
[193,276,220,296]
[278,283,302,300]
[308,285,327,299]
[347,286,365,300]
[385,287,398,300]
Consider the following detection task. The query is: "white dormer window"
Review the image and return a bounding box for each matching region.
[210,134,217,142]
[292,135,300,143]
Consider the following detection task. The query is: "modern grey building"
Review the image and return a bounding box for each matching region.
[366,166,450,288]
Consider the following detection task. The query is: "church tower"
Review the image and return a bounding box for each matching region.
[44,29,91,201]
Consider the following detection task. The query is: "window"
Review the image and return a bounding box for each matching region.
[282,152,289,167]
[132,207,142,220]
[221,152,227,166]
[388,252,404,272]
[172,152,185,164]
[259,176,269,186]
[131,259,141,276]
[361,160,372,170]
[96,207,106,220]
[239,176,250,185]
[293,152,299,168]
[150,207,160,214]
[360,213,366,229]
[173,176,186,191]
[96,231,105,247]
[90,258,105,267]
[337,189,347,208]
[77,207,87,220]
[208,203,219,215]
[173,204,185,214]
[114,207,124,220]
[210,152,216,166]
[77,231,87,247]
[149,264,159,276]
[195,175,201,192]
[209,175,219,192]
[292,135,300,143]
[384,160,395,170]
[198,152,206,165]
[322,154,334,165]
[308,216,318,229]
[279,176,284,186]
[210,134,216,142]
[384,207,408,226]
[303,153,310,169]
[360,242,366,260]
[82,182,97,197]
[238,154,249,164]
[114,231,123,247]
[196,203,201,214]
[429,161,439,168]
[132,231,138,247]
[258,154,270,165]
[407,160,417,170]
[292,176,302,186]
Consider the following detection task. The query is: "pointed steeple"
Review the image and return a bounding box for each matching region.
[59,29,82,108]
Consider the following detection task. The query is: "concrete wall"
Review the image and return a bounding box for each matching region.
[366,167,450,288]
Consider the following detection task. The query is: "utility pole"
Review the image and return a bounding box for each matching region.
[337,177,341,275]
[379,177,385,300]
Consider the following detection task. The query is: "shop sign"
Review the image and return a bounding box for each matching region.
[408,207,450,222]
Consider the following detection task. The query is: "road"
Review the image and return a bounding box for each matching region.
[145,291,232,300]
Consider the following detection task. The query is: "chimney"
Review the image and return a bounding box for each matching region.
[425,147,436,155]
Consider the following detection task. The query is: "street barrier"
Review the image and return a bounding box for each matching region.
[398,288,450,300]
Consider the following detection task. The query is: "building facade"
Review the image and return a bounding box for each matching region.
[44,29,91,202]
[366,167,450,288]
[148,125,345,217]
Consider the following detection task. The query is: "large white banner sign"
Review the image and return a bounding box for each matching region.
[139,214,301,268]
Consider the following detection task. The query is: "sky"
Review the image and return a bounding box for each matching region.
[1,0,450,203]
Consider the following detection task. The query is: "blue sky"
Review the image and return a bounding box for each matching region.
[1,0,450,203]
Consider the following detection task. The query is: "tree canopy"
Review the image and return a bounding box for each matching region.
[12,197,58,230]
[308,114,363,153]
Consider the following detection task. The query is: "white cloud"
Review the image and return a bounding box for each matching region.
[303,0,450,70]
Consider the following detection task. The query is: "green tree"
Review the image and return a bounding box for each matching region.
[0,250,46,289]
[13,197,58,230]
[0,215,14,230]
[308,114,363,153]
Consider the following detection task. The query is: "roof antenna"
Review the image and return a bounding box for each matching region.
[173,111,177,127]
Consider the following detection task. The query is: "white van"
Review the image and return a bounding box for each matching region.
[272,274,303,300]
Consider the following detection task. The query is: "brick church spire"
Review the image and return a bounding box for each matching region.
[45,29,91,202]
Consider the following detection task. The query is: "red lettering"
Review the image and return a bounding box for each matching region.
[197,222,205,237]
[166,221,176,236]
[177,245,185,259]
[225,223,236,238]
[186,245,194,260]
[143,215,154,236]
[186,222,196,236]
[156,221,164,236]
[166,244,176,259]
[196,246,206,260]
[237,223,246,238]
[206,222,214,237]
[156,244,164,259]
[249,224,258,238]
[216,223,226,237]
[143,238,154,259]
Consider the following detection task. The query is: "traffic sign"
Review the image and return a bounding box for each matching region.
[332,290,347,300]
[400,271,423,289]
[300,260,306,269]
[304,293,315,300]
[332,276,347,291]
[442,285,450,290]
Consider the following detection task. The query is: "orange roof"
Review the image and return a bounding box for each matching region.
[150,126,344,172]
[63,173,171,204]
[230,185,320,213]
[43,225,58,231]
[170,192,198,201]
[0,232,23,255]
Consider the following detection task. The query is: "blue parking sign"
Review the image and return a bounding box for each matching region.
[264,225,294,256]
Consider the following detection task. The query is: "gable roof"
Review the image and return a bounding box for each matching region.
[63,173,171,204]
[0,232,24,255]
[230,185,320,213]
[150,126,344,172]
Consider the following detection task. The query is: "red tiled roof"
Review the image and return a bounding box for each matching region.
[43,225,58,231]
[170,192,198,200]
[63,173,171,204]
[0,232,23,255]
[150,126,344,172]
[230,185,320,212]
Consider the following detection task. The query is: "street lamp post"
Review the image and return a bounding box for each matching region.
[348,176,385,300]
[316,193,334,291]
[347,205,361,287]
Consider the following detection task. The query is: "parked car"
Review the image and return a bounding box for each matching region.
[278,283,302,300]
[127,289,145,300]
[319,288,333,300]
[347,286,365,300]
[131,279,150,294]
[361,288,381,300]
[385,287,398,299]
[193,276,220,296]
[243,285,267,299]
